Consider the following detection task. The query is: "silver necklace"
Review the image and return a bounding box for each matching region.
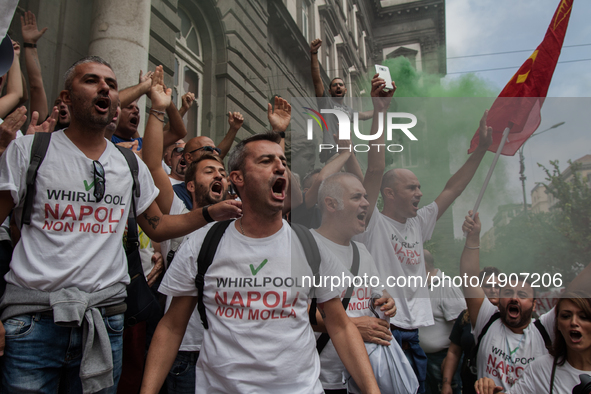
[239,218,245,235]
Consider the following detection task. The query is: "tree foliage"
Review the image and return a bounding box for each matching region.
[539,160,591,258]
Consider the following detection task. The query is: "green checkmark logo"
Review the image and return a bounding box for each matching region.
[83,180,95,191]
[249,259,268,275]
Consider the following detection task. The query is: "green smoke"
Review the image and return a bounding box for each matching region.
[352,56,523,276]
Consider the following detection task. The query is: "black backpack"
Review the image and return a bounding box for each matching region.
[21,132,160,327]
[193,220,321,329]
[192,220,361,354]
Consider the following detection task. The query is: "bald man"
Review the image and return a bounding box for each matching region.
[353,111,493,392]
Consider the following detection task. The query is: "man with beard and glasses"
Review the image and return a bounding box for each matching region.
[163,139,185,183]
[460,211,555,392]
[0,58,242,393]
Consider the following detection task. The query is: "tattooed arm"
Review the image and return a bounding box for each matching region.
[137,199,242,243]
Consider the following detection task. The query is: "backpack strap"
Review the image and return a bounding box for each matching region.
[115,144,140,201]
[21,132,52,226]
[115,145,141,255]
[193,221,323,330]
[470,311,501,363]
[289,223,321,324]
[195,220,233,329]
[316,241,360,354]
[534,318,552,350]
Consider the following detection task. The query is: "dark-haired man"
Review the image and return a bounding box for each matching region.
[461,212,555,392]
[310,38,374,163]
[141,131,380,394]
[111,99,142,149]
[53,97,71,130]
[0,59,241,393]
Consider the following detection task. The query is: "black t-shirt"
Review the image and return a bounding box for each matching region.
[449,309,475,354]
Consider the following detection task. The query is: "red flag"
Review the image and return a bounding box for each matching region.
[468,0,573,156]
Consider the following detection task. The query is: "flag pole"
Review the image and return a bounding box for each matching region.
[465,126,511,236]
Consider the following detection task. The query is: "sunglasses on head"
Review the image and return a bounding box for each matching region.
[172,147,185,155]
[93,160,105,202]
[188,146,221,155]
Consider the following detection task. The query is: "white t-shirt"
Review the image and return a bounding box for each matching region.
[474,298,555,391]
[354,202,439,329]
[159,220,346,393]
[159,194,198,351]
[507,354,591,394]
[162,159,171,175]
[160,194,189,265]
[0,130,159,292]
[168,177,183,186]
[311,230,383,390]
[419,269,466,353]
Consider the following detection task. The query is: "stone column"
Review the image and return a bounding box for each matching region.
[88,0,151,135]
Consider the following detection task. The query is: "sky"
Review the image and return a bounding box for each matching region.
[442,0,590,236]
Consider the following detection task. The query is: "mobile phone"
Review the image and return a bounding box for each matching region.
[375,65,394,91]
[228,183,237,196]
[369,293,388,321]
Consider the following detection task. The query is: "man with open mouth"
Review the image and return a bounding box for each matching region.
[0,59,242,393]
[143,117,229,393]
[142,132,380,392]
[353,88,493,391]
[309,38,375,163]
[461,212,557,392]
[53,97,71,131]
[111,99,144,149]
[311,171,411,393]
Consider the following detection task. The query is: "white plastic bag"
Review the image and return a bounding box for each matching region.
[346,341,419,394]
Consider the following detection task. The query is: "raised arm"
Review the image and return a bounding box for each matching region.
[162,100,187,149]
[268,96,291,151]
[0,106,27,158]
[119,69,153,109]
[0,42,23,119]
[434,111,492,220]
[304,149,352,209]
[310,38,325,97]
[178,92,195,118]
[21,11,48,121]
[216,111,243,159]
[364,74,395,225]
[141,66,176,214]
[460,211,485,327]
[357,109,375,121]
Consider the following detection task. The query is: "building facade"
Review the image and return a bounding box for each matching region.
[8,0,446,144]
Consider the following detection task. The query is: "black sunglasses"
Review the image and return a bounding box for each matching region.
[93,160,105,202]
[188,146,221,155]
[172,146,185,155]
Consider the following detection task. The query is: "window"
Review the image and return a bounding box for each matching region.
[347,2,354,31]
[174,6,204,138]
[302,1,309,42]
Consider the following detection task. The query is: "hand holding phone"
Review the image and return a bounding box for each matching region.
[375,65,394,91]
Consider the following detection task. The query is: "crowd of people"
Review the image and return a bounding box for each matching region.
[0,10,590,394]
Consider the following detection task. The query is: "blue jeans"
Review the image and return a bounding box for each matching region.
[165,351,199,394]
[392,328,427,394]
[1,313,124,394]
[424,349,461,394]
